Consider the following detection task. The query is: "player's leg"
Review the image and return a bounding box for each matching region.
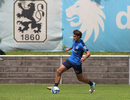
[72,64,95,93]
[47,64,67,90]
[54,64,67,86]
[76,73,95,93]
[54,59,72,87]
[72,64,90,84]
[76,73,90,84]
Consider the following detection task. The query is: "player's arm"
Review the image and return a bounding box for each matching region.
[80,50,91,63]
[65,46,72,51]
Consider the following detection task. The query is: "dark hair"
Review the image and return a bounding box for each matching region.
[73,30,82,38]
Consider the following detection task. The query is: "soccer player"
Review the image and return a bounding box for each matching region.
[47,30,96,93]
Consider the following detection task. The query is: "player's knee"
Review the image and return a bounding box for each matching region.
[56,69,62,75]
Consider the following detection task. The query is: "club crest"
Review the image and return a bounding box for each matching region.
[13,0,47,43]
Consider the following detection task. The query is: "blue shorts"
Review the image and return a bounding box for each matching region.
[62,59,82,74]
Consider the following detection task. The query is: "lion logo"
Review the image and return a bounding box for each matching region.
[17,3,44,33]
[66,0,106,42]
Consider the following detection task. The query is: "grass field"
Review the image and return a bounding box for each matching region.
[0,84,130,100]
[4,50,130,55]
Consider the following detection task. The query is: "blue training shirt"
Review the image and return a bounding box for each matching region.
[68,39,88,65]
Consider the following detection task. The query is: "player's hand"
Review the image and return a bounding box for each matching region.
[80,57,85,63]
[65,48,69,51]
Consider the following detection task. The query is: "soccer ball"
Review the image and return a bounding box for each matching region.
[51,86,60,94]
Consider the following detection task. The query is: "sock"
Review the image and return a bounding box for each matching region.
[54,83,58,87]
[88,81,93,86]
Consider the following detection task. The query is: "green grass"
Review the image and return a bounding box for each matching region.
[4,50,130,55]
[0,84,130,100]
[5,50,71,55]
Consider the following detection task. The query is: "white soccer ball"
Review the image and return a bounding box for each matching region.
[51,86,60,94]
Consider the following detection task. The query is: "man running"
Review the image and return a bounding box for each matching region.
[47,30,95,93]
